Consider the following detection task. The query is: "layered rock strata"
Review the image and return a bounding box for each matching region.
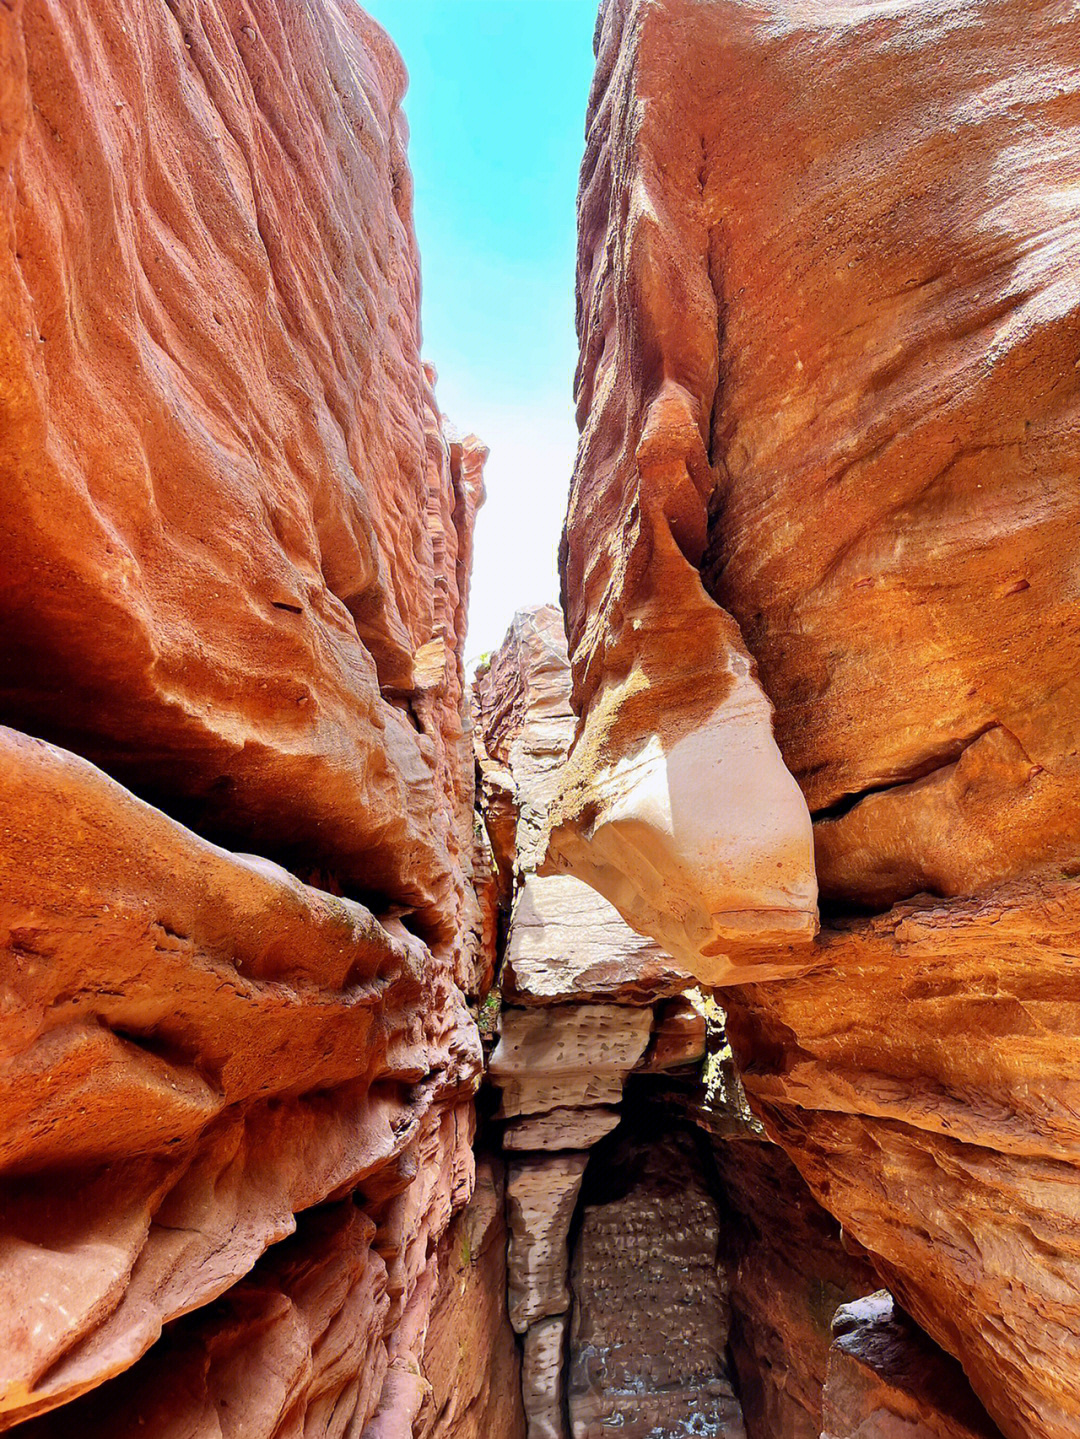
[475,608,694,1004]
[822,1293,1003,1439]
[0,3,495,1436]
[552,2,1078,1437]
[478,608,732,1439]
[724,880,1080,1439]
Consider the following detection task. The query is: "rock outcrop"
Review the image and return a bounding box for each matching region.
[0,3,497,1436]
[822,1293,1003,1439]
[551,2,1075,1438]
[568,1127,745,1439]
[724,878,1080,1439]
[478,608,747,1439]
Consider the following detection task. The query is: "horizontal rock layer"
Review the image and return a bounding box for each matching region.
[726,874,1080,1439]
[490,1004,654,1119]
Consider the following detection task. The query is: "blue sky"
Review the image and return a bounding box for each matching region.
[362,0,597,658]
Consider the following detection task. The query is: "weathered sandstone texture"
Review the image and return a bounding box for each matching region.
[711,1131,878,1439]
[475,606,694,1005]
[822,1293,1003,1439]
[725,881,1080,1439]
[490,1003,654,1119]
[0,3,495,1436]
[478,608,729,1438]
[418,1157,526,1439]
[553,2,1076,1438]
[521,1316,569,1439]
[506,1154,589,1334]
[568,1127,745,1439]
[0,0,484,945]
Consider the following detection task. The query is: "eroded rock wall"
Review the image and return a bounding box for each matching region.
[568,1126,745,1439]
[552,2,1078,1437]
[0,3,501,1436]
[477,608,738,1438]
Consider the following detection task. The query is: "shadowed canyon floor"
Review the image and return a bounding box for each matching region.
[1,0,1078,1437]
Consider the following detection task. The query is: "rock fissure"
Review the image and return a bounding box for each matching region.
[3,1,1078,1438]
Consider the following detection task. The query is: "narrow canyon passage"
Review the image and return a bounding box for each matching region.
[1,2,1078,1439]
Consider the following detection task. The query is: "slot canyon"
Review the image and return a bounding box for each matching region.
[0,1,1077,1438]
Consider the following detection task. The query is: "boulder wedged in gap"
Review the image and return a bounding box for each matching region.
[823,1292,1003,1439]
[490,1004,654,1119]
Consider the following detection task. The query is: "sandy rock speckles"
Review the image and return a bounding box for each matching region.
[522,1315,570,1439]
[568,1129,746,1439]
[490,1004,653,1119]
[503,1107,622,1154]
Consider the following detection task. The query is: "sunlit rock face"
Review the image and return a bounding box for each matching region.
[0,2,491,1434]
[553,2,1080,1438]
[0,0,486,945]
[540,0,821,978]
[684,0,1080,908]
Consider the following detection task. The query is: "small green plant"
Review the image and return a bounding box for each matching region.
[477,987,501,1037]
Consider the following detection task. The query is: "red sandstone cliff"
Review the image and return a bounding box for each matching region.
[0,3,495,1434]
[551,2,1080,1437]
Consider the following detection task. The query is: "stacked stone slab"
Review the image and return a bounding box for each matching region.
[476,607,737,1439]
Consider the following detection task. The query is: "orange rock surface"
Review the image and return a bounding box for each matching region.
[418,1157,527,1439]
[553,2,1080,1437]
[0,2,487,1435]
[725,876,1080,1439]
[542,0,821,976]
[0,0,480,943]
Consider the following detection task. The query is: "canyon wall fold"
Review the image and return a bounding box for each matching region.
[552,2,1080,1438]
[0,3,502,1436]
